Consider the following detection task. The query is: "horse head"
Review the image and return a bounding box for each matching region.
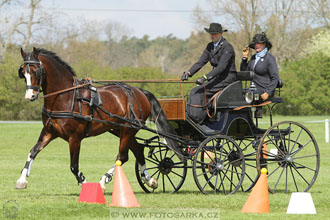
[18,47,45,101]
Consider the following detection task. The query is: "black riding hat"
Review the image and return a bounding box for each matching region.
[204,23,228,34]
[249,32,272,49]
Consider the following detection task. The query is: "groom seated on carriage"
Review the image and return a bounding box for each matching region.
[181,23,237,124]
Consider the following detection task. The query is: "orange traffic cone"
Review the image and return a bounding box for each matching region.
[78,182,107,204]
[241,168,269,213]
[109,160,141,208]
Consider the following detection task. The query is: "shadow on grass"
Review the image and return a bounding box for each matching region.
[41,193,80,197]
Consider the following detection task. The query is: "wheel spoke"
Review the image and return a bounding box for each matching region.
[244,151,256,158]
[287,123,292,153]
[266,135,286,156]
[213,139,221,162]
[202,172,216,190]
[145,166,159,171]
[235,166,244,191]
[159,146,163,160]
[218,172,226,193]
[170,170,184,178]
[289,128,303,154]
[164,148,169,158]
[222,169,238,190]
[197,169,211,177]
[152,150,161,162]
[261,150,281,158]
[213,172,219,194]
[222,167,243,175]
[292,154,317,160]
[162,173,165,192]
[196,160,212,166]
[230,165,234,192]
[290,165,299,192]
[277,125,287,152]
[292,161,317,172]
[222,148,234,163]
[268,164,282,178]
[150,170,160,180]
[241,141,253,152]
[145,157,159,166]
[273,165,285,192]
[243,168,255,183]
[285,164,288,193]
[223,157,243,167]
[165,174,176,190]
[169,153,176,159]
[291,164,310,186]
[290,139,313,157]
[246,163,257,168]
[259,159,286,166]
[202,149,216,164]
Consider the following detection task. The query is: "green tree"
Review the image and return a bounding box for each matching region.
[278,52,330,115]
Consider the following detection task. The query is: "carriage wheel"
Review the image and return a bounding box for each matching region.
[192,135,245,195]
[256,121,320,193]
[235,138,259,192]
[135,142,187,193]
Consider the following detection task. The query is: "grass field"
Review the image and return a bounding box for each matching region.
[0,115,329,219]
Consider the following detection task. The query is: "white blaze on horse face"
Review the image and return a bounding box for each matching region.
[24,71,34,100]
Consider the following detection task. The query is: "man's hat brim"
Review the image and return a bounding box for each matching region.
[204,28,228,33]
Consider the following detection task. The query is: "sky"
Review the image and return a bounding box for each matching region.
[42,0,209,39]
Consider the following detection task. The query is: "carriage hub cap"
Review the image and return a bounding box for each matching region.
[216,163,224,171]
[285,156,293,163]
[159,157,174,174]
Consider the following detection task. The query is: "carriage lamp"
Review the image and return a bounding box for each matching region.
[245,81,258,104]
[245,91,254,104]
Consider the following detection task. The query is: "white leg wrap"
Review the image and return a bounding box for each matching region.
[16,152,33,189]
[99,165,115,191]
[27,159,34,176]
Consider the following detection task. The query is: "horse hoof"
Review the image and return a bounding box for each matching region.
[149,178,158,189]
[99,181,106,192]
[16,181,28,189]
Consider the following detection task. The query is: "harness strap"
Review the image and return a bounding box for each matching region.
[187,86,222,119]
[114,83,144,128]
[39,83,91,99]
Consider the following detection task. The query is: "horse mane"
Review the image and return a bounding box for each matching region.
[36,48,76,76]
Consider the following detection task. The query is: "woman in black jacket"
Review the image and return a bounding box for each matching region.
[240,33,279,101]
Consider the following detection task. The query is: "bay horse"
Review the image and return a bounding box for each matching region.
[16,47,181,191]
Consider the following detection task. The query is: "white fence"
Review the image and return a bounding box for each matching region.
[304,119,329,143]
[1,119,329,143]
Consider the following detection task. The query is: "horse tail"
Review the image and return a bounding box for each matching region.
[142,89,183,159]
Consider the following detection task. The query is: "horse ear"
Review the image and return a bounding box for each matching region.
[20,48,27,58]
[32,47,38,58]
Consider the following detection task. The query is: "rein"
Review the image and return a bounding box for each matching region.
[39,82,92,99]
[187,86,222,119]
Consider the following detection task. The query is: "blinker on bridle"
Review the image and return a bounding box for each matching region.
[18,59,45,99]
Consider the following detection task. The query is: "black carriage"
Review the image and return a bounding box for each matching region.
[135,71,320,195]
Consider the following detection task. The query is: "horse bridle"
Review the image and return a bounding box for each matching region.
[18,59,45,98]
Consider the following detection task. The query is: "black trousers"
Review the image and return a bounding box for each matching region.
[187,72,236,123]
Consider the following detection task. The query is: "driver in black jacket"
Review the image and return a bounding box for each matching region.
[181,23,237,123]
[181,23,237,97]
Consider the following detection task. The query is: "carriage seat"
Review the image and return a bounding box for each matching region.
[269,79,284,103]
